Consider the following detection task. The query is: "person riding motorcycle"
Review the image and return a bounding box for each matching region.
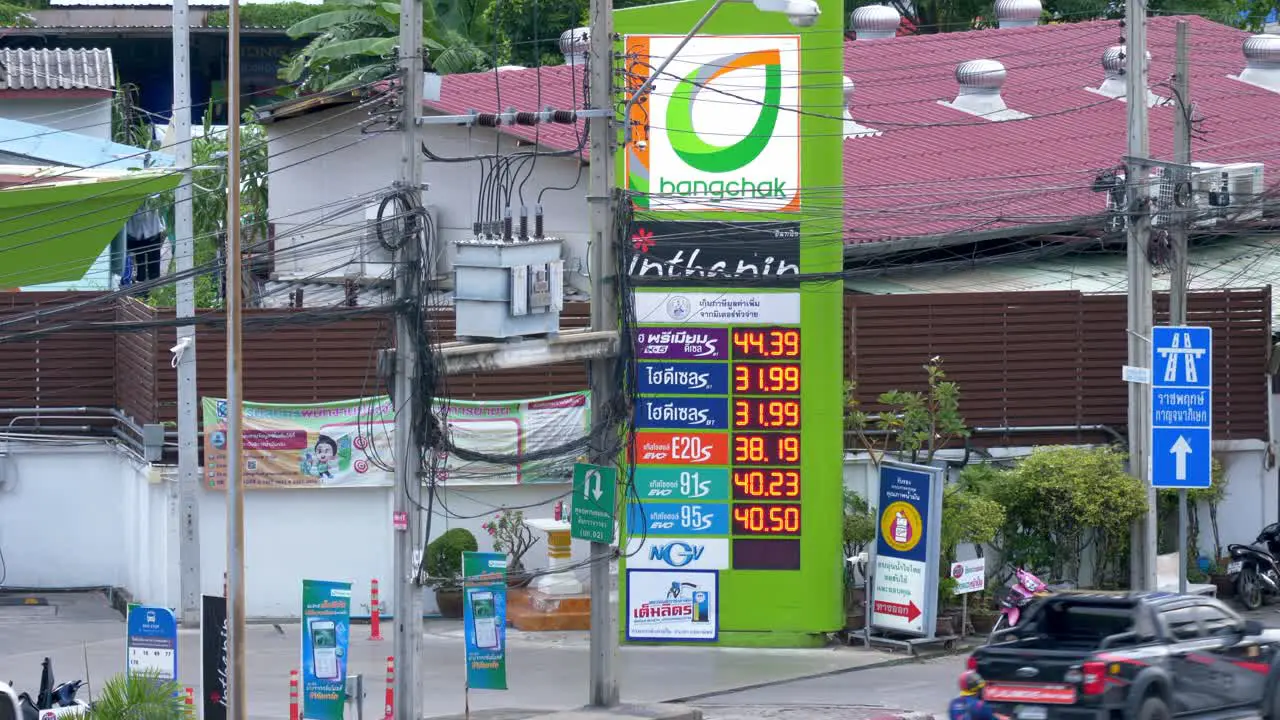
[949,672,1010,720]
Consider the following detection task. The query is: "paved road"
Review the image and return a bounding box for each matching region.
[0,592,900,720]
[687,599,1280,720]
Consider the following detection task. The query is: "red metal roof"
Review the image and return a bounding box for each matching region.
[424,16,1280,245]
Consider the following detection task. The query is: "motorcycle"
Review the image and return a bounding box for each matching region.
[9,658,89,720]
[1227,522,1280,610]
[990,567,1072,637]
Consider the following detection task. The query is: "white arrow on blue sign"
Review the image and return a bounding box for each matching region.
[1150,326,1212,489]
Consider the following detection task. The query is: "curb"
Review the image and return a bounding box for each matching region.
[868,713,937,720]
[665,644,976,705]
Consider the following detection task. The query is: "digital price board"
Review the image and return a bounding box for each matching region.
[731,469,800,500]
[733,398,802,430]
[732,503,802,536]
[732,433,801,465]
[733,364,801,394]
[731,328,801,359]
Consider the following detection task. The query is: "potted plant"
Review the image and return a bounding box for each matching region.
[843,490,876,629]
[483,509,539,588]
[85,671,184,719]
[426,527,478,618]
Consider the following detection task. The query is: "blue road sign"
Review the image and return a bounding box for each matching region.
[1150,326,1212,489]
[126,605,178,683]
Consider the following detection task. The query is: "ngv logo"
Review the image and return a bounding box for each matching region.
[649,542,704,567]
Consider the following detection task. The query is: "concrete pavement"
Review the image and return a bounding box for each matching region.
[0,592,903,720]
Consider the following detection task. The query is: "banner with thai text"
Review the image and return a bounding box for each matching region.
[202,391,589,488]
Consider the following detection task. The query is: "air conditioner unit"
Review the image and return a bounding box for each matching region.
[359,203,442,280]
[1189,161,1265,224]
[1105,168,1170,229]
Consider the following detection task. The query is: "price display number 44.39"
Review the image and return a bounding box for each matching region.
[732,328,801,359]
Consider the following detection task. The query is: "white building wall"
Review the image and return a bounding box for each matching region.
[266,106,590,295]
[0,97,113,141]
[0,429,1272,616]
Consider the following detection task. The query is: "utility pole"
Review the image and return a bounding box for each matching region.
[1171,20,1191,595]
[586,0,619,707]
[392,0,425,715]
[224,0,247,717]
[172,0,201,627]
[1125,0,1156,591]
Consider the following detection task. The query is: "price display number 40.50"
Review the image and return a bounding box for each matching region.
[732,503,801,536]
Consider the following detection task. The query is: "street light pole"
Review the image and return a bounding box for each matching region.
[586,0,618,705]
[224,0,248,716]
[1124,0,1155,591]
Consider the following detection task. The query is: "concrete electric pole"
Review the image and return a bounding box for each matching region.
[172,0,201,627]
[1171,20,1191,594]
[1124,0,1156,591]
[586,0,619,706]
[224,0,248,715]
[392,0,426,716]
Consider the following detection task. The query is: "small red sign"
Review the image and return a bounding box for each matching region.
[984,684,1078,705]
[392,511,408,531]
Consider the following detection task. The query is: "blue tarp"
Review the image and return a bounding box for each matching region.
[0,116,175,170]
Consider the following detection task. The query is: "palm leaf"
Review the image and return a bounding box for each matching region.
[86,672,184,720]
[323,63,396,91]
[308,36,398,60]
[287,9,393,37]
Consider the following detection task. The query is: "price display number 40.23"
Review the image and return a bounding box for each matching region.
[732,469,800,499]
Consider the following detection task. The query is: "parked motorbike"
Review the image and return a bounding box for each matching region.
[1227,522,1280,609]
[990,568,1072,637]
[8,659,89,720]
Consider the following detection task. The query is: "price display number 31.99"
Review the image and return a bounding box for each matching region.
[733,363,800,394]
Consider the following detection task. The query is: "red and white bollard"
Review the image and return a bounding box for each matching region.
[370,579,384,641]
[383,656,395,720]
[183,688,195,720]
[289,669,300,720]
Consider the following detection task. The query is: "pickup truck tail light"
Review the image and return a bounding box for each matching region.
[1081,661,1107,695]
[967,655,977,671]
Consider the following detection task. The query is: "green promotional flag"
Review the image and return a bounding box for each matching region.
[462,552,508,690]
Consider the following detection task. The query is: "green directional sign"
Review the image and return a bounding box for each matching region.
[571,462,617,543]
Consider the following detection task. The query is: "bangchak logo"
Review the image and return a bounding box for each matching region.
[626,35,801,212]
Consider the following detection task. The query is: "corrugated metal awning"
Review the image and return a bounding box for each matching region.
[0,47,114,91]
[846,237,1280,327]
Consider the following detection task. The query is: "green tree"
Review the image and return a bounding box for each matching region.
[977,446,1147,588]
[485,0,584,67]
[280,0,488,93]
[148,107,269,309]
[845,356,969,465]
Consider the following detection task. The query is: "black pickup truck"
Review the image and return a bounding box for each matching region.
[967,592,1280,720]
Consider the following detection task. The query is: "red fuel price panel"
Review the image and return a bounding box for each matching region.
[730,327,803,571]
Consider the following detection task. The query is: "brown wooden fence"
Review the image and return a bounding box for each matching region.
[0,289,1270,446]
[844,288,1272,444]
[115,301,592,425]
